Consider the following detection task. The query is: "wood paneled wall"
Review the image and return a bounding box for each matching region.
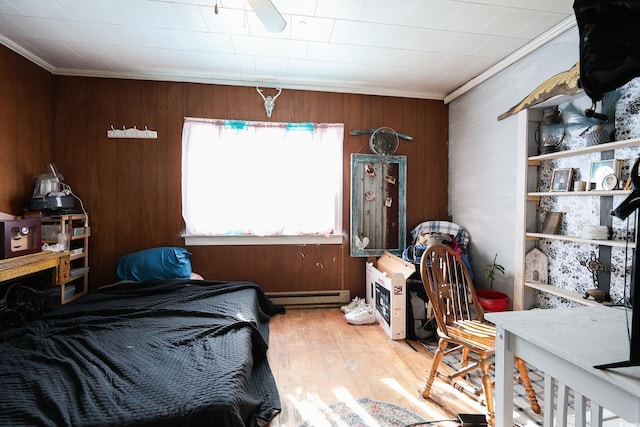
[1,43,449,296]
[0,47,53,216]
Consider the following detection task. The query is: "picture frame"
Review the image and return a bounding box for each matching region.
[549,168,573,192]
[588,159,622,190]
[540,211,563,235]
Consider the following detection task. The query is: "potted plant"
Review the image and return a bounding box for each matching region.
[476,253,510,312]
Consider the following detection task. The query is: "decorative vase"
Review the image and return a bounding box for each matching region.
[476,289,509,312]
[537,107,565,154]
[585,125,609,145]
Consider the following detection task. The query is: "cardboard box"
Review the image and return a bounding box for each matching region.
[365,251,415,339]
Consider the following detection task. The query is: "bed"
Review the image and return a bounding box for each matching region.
[0,276,284,426]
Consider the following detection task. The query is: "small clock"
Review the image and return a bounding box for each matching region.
[601,173,618,191]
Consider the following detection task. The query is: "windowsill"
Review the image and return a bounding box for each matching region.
[182,234,344,246]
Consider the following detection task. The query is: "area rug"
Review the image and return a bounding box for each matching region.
[298,397,428,427]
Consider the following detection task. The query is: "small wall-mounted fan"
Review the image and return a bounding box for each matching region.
[369,127,400,157]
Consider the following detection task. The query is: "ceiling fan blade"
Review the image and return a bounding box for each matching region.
[247,0,286,33]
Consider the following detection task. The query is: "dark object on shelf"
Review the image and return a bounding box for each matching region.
[28,194,75,211]
[574,0,640,102]
[584,288,609,303]
[584,107,609,122]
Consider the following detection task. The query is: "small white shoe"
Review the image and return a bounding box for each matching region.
[341,296,364,313]
[345,304,376,325]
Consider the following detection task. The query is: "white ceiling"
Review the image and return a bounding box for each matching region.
[0,0,576,102]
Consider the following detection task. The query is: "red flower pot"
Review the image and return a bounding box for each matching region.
[476,289,509,312]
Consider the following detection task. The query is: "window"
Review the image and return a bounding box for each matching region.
[181,118,343,245]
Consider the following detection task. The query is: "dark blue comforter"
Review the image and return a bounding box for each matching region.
[0,280,284,427]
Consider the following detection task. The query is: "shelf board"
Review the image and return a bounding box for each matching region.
[61,289,87,304]
[69,266,89,278]
[70,253,85,261]
[528,137,640,162]
[526,232,636,248]
[524,282,602,307]
[528,190,631,197]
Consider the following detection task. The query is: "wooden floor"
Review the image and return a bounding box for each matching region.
[266,308,485,427]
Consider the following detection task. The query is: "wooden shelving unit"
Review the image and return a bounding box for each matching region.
[514,98,640,311]
[40,214,89,303]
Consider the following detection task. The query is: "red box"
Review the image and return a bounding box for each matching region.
[1,219,42,259]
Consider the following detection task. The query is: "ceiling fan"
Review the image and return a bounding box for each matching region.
[215,0,286,33]
[247,0,287,33]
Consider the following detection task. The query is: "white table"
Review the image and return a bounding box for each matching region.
[486,306,640,427]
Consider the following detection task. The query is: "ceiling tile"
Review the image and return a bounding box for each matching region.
[471,35,529,59]
[290,15,333,42]
[7,0,69,19]
[55,0,120,23]
[6,15,77,41]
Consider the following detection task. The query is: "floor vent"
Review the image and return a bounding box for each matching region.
[267,290,351,308]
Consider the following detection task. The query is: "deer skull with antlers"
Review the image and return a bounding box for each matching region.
[256,87,282,118]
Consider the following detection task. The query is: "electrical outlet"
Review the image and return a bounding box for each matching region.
[456,413,488,427]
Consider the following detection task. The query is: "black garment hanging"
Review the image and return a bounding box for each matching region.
[574,0,640,101]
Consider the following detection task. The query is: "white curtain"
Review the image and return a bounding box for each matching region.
[182,118,343,236]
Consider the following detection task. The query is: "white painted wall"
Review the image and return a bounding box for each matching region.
[448,25,579,299]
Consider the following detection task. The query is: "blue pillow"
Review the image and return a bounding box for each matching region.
[116,247,192,281]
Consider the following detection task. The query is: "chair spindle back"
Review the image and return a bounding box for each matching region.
[420,244,485,335]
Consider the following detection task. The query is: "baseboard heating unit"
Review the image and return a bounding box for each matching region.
[266,290,351,308]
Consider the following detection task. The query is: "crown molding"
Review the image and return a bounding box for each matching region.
[52,67,447,100]
[0,35,55,73]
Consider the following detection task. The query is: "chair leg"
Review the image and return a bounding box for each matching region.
[423,338,447,398]
[479,357,495,427]
[515,356,541,414]
[461,346,470,368]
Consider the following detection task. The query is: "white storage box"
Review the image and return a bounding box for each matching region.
[365,251,415,339]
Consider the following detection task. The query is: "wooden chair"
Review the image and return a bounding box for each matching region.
[419,244,540,426]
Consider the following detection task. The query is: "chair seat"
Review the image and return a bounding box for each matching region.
[446,320,496,352]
